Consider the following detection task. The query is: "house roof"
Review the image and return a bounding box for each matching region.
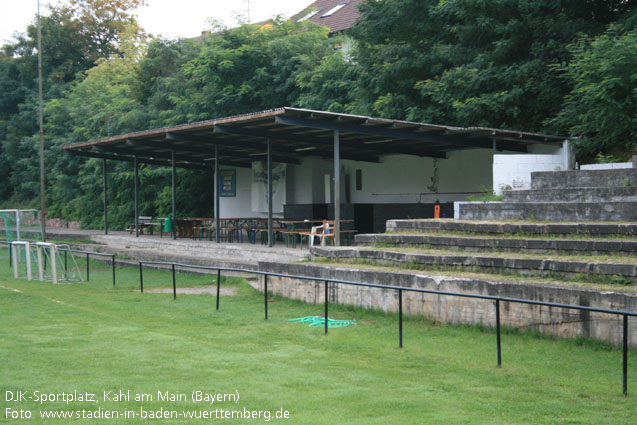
[61,107,565,170]
[291,0,364,33]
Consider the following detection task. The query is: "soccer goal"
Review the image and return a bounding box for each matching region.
[0,209,43,242]
[12,242,82,284]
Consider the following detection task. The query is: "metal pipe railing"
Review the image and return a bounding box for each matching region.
[137,260,636,395]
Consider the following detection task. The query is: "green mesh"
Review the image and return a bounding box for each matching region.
[0,212,16,242]
[289,316,356,328]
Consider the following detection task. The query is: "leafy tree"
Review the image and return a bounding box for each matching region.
[171,19,334,122]
[296,51,360,113]
[547,21,637,160]
[0,0,145,206]
[351,0,633,132]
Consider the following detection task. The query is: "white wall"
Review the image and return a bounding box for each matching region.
[284,148,494,205]
[344,149,494,203]
[286,157,331,204]
[580,162,633,170]
[218,166,286,218]
[492,143,570,194]
[218,167,254,217]
[219,143,571,215]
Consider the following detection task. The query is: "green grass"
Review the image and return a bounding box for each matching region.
[1,254,636,424]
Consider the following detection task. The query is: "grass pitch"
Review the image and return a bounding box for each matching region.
[0,255,635,424]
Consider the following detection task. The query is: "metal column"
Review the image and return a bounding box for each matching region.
[103,159,108,235]
[134,156,139,237]
[171,149,176,240]
[267,139,273,247]
[333,130,340,246]
[214,145,220,243]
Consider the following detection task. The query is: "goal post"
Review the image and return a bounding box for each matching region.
[11,241,33,280]
[0,209,43,242]
[11,242,82,284]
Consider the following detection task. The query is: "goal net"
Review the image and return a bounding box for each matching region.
[38,244,83,283]
[11,242,82,283]
[0,209,43,242]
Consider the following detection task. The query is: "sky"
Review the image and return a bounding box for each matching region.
[0,0,315,47]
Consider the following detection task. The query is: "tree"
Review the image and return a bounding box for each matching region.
[350,0,633,131]
[295,51,360,113]
[170,19,334,122]
[547,22,637,160]
[0,0,146,206]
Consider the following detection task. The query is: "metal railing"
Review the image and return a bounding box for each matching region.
[69,249,117,286]
[0,241,116,286]
[138,260,636,396]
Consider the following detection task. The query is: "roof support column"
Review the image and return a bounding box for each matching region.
[103,159,108,235]
[134,155,139,238]
[267,139,273,247]
[334,130,340,246]
[214,145,220,243]
[171,149,177,240]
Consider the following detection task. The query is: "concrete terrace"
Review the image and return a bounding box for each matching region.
[41,228,309,269]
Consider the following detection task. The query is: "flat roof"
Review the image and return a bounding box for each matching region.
[62,107,566,170]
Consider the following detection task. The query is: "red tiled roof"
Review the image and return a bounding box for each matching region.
[291,0,364,33]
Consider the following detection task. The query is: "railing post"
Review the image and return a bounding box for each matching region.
[64,249,68,273]
[496,299,502,367]
[112,255,116,287]
[139,262,143,293]
[8,242,12,267]
[86,253,90,281]
[399,289,403,348]
[324,280,329,335]
[216,269,221,311]
[623,315,628,396]
[172,264,176,300]
[264,274,268,320]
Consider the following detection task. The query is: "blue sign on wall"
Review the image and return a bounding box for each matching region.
[219,169,236,197]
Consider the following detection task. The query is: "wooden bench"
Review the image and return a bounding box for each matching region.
[128,216,160,235]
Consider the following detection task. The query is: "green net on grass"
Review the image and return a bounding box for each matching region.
[289,316,356,328]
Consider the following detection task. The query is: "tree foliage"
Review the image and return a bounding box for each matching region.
[547,20,637,160]
[0,0,146,209]
[351,0,631,130]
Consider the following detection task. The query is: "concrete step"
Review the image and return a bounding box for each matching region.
[355,233,637,256]
[503,186,637,203]
[456,201,637,222]
[311,246,637,282]
[386,219,637,237]
[259,260,637,347]
[531,168,637,189]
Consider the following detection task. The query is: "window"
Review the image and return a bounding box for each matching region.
[321,3,347,18]
[355,169,362,191]
[298,8,322,22]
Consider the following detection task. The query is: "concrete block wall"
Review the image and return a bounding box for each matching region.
[258,262,637,347]
[493,154,565,194]
[531,168,637,189]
